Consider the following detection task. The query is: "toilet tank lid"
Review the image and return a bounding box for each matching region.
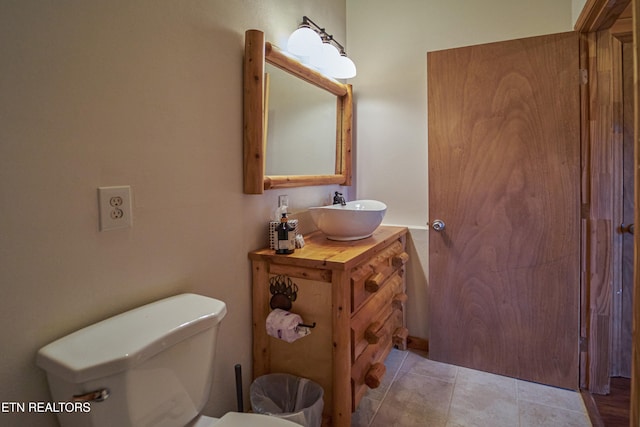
[36,293,227,384]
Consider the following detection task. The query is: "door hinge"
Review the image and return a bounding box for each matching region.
[580,336,588,352]
[580,68,588,85]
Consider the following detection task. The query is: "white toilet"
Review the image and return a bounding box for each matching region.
[36,293,299,427]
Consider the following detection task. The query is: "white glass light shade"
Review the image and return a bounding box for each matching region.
[331,55,357,79]
[287,27,322,62]
[318,42,340,74]
[307,43,326,69]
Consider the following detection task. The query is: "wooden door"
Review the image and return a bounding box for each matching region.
[631,1,640,423]
[427,32,581,389]
[614,41,634,379]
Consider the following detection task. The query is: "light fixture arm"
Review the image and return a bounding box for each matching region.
[286,16,356,79]
[301,16,347,55]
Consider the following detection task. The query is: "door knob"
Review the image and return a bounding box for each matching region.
[430,219,446,232]
[621,223,634,235]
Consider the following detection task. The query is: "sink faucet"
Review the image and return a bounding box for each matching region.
[333,191,346,206]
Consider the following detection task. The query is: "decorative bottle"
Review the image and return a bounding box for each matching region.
[276,213,295,254]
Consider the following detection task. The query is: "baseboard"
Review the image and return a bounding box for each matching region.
[580,388,605,427]
[407,335,429,352]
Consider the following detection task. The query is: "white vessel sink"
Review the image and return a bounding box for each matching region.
[309,200,387,241]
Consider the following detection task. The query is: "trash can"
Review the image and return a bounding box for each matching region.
[250,373,324,427]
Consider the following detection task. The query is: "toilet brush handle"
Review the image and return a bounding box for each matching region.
[235,364,244,412]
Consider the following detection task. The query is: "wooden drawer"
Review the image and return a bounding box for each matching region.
[351,309,404,410]
[351,272,405,362]
[350,240,409,313]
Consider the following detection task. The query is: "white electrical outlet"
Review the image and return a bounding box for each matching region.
[98,186,132,231]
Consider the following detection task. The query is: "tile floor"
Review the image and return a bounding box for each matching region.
[352,349,592,427]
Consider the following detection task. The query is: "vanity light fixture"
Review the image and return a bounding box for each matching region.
[286,16,357,79]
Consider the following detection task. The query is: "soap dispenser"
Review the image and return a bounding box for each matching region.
[273,195,289,221]
[268,195,298,250]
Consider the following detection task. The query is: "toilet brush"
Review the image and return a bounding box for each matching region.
[234,364,244,412]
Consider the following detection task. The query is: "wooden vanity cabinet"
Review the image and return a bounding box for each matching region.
[249,225,409,427]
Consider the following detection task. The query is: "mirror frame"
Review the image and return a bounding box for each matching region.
[243,29,353,194]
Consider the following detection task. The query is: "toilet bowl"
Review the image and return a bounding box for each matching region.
[36,294,298,427]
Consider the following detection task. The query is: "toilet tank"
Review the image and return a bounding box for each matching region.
[36,293,227,427]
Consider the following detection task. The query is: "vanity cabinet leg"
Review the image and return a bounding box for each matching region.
[332,270,351,427]
[393,327,409,351]
[252,260,270,378]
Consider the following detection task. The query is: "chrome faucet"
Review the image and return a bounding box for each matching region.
[333,191,346,206]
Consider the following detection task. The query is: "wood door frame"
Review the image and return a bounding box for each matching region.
[576,0,631,33]
[576,0,639,425]
[580,26,626,395]
[632,2,640,424]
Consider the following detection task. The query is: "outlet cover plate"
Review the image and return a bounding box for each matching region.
[98,186,132,231]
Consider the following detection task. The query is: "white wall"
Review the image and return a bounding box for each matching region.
[347,0,575,226]
[573,0,588,26]
[347,0,575,339]
[0,1,346,425]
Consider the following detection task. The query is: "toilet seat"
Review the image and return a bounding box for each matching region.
[190,412,300,427]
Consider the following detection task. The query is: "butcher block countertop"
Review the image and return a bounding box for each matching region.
[249,225,408,271]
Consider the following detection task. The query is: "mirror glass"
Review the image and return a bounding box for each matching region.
[265,63,337,176]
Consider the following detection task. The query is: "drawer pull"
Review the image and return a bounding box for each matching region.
[392,252,410,267]
[392,292,408,310]
[365,362,386,389]
[393,327,409,350]
[365,272,385,293]
[365,321,384,344]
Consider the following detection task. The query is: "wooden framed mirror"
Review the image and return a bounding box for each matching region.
[243,29,352,194]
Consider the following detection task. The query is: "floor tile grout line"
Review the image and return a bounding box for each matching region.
[516,379,591,416]
[516,379,522,427]
[443,364,461,425]
[518,398,594,416]
[517,378,594,426]
[366,349,410,427]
